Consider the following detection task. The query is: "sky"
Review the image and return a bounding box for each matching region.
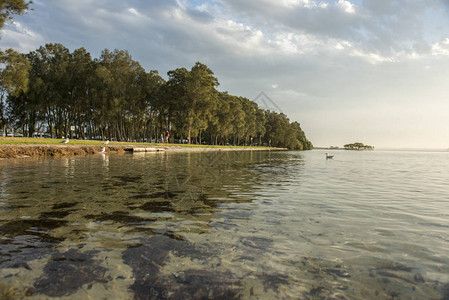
[1,0,449,148]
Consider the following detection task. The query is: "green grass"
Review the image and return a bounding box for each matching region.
[0,137,272,149]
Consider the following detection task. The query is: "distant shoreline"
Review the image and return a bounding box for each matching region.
[0,144,286,159]
[314,147,448,152]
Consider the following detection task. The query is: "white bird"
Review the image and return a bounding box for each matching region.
[104,140,109,145]
[99,147,106,153]
[326,152,334,159]
[60,138,69,144]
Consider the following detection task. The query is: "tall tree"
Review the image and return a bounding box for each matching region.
[0,48,30,134]
[185,62,218,143]
[67,47,94,139]
[136,70,165,142]
[94,49,147,141]
[208,92,233,145]
[161,67,189,139]
[164,62,218,143]
[29,43,71,138]
[229,96,245,145]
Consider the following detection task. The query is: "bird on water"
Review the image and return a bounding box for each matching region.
[99,147,106,153]
[326,153,334,159]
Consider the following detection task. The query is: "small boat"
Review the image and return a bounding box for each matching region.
[325,153,334,159]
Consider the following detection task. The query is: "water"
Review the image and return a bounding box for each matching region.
[0,150,448,299]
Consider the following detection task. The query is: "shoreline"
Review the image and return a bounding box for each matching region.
[0,144,286,159]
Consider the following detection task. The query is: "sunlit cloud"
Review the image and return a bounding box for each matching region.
[431,38,449,56]
[336,0,355,14]
[1,22,44,53]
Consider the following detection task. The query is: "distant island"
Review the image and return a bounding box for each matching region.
[343,142,374,150]
[315,143,374,150]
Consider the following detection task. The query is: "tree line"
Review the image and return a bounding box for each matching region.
[344,142,374,150]
[0,43,312,150]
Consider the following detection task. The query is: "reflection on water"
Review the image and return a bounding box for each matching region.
[0,150,448,299]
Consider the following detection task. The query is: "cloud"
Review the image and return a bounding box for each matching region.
[0,21,44,52]
[432,38,449,56]
[2,0,449,147]
[217,0,449,60]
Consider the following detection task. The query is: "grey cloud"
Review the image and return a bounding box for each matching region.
[217,0,448,56]
[185,7,215,23]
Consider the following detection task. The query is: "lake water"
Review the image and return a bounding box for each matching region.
[0,150,448,299]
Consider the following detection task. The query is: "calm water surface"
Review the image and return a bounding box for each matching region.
[0,150,448,299]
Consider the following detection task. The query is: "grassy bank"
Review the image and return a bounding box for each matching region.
[0,137,279,159]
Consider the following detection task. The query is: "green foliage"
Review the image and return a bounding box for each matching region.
[0,0,31,32]
[0,48,30,96]
[0,48,30,132]
[263,111,312,150]
[344,142,374,150]
[4,43,312,150]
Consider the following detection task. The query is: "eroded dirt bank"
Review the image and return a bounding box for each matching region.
[0,145,282,159]
[0,145,129,159]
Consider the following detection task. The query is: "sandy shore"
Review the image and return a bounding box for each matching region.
[0,144,285,159]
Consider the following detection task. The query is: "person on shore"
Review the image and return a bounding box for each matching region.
[166,131,170,143]
[160,133,164,143]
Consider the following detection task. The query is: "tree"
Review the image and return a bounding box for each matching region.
[262,111,312,150]
[137,70,165,142]
[94,49,147,141]
[185,62,218,144]
[208,92,234,145]
[30,43,72,138]
[165,62,218,144]
[228,96,245,145]
[161,67,189,139]
[67,47,94,139]
[0,48,30,134]
[0,0,31,32]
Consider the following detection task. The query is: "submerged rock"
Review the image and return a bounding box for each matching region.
[123,235,241,299]
[0,219,67,244]
[31,249,107,297]
[0,236,56,270]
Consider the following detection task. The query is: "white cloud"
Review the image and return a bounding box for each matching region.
[280,0,324,9]
[349,49,396,64]
[432,38,449,56]
[127,8,139,16]
[336,0,355,14]
[0,22,44,53]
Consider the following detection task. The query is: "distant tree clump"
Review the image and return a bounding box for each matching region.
[0,43,312,150]
[344,142,374,150]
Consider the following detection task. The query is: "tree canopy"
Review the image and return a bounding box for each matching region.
[0,48,30,133]
[1,43,312,150]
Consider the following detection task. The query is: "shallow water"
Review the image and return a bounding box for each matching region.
[0,150,448,299]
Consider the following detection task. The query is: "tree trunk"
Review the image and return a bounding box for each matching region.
[188,123,191,144]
